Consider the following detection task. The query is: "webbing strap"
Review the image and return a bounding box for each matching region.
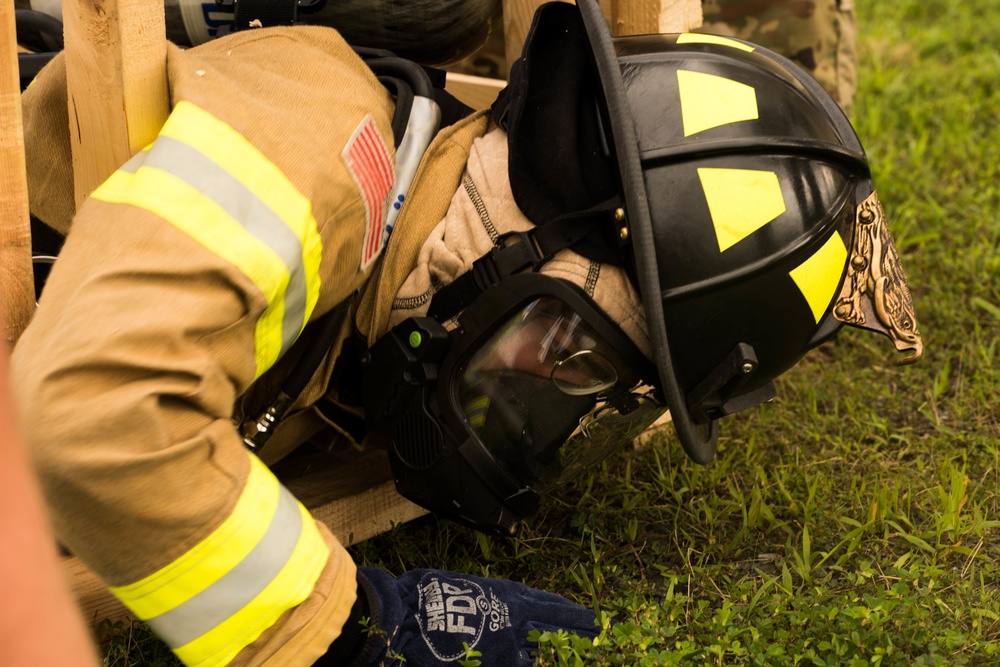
[426,195,623,321]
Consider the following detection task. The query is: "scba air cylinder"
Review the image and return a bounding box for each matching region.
[17,0,501,66]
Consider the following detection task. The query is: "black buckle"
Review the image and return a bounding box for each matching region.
[468,231,545,292]
[686,343,776,424]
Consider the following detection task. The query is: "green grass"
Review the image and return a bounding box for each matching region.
[102,0,1000,664]
[350,1,1000,664]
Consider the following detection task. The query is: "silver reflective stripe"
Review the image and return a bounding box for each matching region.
[142,136,308,357]
[144,485,304,649]
[118,148,148,174]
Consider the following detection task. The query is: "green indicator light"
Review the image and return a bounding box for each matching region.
[408,331,423,348]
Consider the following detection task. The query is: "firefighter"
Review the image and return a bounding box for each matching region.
[11,0,920,665]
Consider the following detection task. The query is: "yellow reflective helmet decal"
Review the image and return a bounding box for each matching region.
[91,101,323,379]
[109,455,329,667]
[678,70,759,137]
[790,231,849,323]
[677,33,755,53]
[463,395,490,430]
[698,167,786,252]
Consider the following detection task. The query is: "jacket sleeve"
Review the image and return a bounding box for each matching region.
[11,27,396,667]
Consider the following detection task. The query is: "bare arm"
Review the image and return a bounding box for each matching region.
[0,318,99,667]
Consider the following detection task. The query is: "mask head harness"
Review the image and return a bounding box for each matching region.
[363,273,665,535]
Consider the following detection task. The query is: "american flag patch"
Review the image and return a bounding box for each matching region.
[342,115,394,270]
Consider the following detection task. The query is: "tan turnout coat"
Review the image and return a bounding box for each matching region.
[13,26,490,666]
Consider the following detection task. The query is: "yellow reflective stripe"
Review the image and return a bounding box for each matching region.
[790,231,849,322]
[677,33,755,53]
[109,456,329,667]
[174,502,328,667]
[92,167,290,374]
[90,101,323,378]
[109,456,281,616]
[159,102,323,328]
[678,70,759,137]
[698,167,786,251]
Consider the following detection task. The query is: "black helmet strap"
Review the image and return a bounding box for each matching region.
[426,194,623,322]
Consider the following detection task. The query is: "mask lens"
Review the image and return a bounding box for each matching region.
[551,350,619,396]
[456,296,659,488]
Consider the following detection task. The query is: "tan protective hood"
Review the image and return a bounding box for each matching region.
[388,127,651,359]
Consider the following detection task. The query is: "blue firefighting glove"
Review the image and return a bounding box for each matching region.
[343,566,599,666]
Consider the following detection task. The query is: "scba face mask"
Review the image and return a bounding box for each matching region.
[362,273,665,535]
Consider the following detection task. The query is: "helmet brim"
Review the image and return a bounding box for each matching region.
[575,0,721,463]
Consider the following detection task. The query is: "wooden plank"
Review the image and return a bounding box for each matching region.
[272,447,428,547]
[65,447,426,635]
[501,1,702,76]
[659,0,703,32]
[0,0,34,344]
[63,0,169,207]
[64,557,132,639]
[612,0,703,34]
[445,72,507,110]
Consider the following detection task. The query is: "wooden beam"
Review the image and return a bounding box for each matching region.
[271,448,428,547]
[611,0,703,35]
[63,0,170,207]
[0,1,34,344]
[501,0,702,77]
[445,72,508,111]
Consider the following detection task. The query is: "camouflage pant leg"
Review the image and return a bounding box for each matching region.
[696,0,857,117]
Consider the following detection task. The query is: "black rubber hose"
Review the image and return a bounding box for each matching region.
[15,10,64,51]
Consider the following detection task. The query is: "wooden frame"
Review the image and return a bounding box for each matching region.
[4,0,693,638]
[1,1,33,343]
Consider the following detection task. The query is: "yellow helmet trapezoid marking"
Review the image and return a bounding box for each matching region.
[678,70,759,137]
[698,167,786,252]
